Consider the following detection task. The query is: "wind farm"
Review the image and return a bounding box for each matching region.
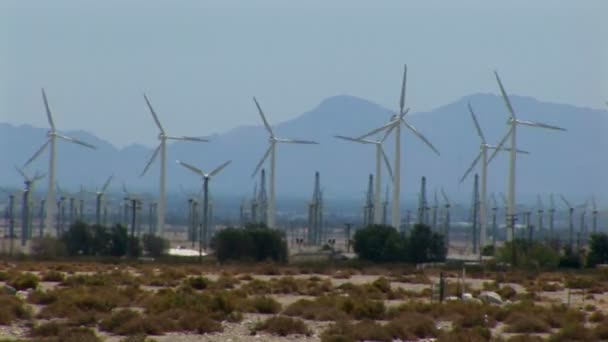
[0,1,607,341]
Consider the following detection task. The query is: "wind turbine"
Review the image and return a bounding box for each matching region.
[251,97,319,229]
[560,194,575,250]
[441,187,451,248]
[94,176,113,226]
[24,89,96,235]
[357,65,440,230]
[334,135,393,224]
[490,193,498,247]
[548,194,556,235]
[176,160,231,254]
[489,72,566,242]
[460,103,529,249]
[140,95,209,237]
[592,196,599,233]
[536,195,544,238]
[15,167,45,245]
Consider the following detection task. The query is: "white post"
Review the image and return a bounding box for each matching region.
[374,144,382,224]
[158,139,166,236]
[269,142,276,228]
[392,123,401,230]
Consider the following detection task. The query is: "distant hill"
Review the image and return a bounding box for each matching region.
[1,94,607,205]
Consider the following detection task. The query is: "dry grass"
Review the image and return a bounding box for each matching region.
[0,294,31,324]
[253,316,311,336]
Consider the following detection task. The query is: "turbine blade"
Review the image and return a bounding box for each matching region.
[41,89,56,130]
[459,152,482,184]
[252,145,272,178]
[143,94,165,134]
[24,139,51,167]
[56,134,96,149]
[277,138,318,144]
[101,175,113,193]
[400,64,407,114]
[380,146,394,182]
[560,194,572,209]
[140,144,161,177]
[487,127,512,164]
[441,187,450,205]
[494,71,517,119]
[334,135,376,144]
[401,120,440,155]
[515,119,566,131]
[15,166,29,181]
[176,160,205,177]
[380,124,395,142]
[253,97,274,137]
[468,102,486,143]
[209,160,232,177]
[166,136,209,142]
[358,120,398,140]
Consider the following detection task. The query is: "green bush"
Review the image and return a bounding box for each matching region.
[496,239,559,269]
[253,316,311,336]
[0,294,31,324]
[587,233,608,267]
[30,236,67,259]
[8,273,39,291]
[353,224,446,263]
[213,226,287,263]
[246,296,282,314]
[41,271,65,282]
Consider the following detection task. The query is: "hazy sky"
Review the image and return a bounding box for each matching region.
[1,0,606,147]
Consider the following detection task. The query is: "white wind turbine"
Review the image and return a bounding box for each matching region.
[459,102,529,249]
[252,97,319,229]
[140,95,209,236]
[24,89,96,234]
[176,160,231,254]
[357,65,440,229]
[488,71,566,242]
[334,135,394,224]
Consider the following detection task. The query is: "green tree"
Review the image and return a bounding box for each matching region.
[213,226,287,263]
[353,225,405,262]
[62,221,93,256]
[496,239,560,269]
[587,233,608,267]
[142,233,169,258]
[407,224,446,263]
[108,224,129,257]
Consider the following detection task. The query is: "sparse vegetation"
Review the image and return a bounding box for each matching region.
[253,316,311,336]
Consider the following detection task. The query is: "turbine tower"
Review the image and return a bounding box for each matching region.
[334,135,393,224]
[357,65,440,230]
[140,95,209,237]
[441,188,451,249]
[177,160,231,253]
[16,167,45,245]
[490,193,498,247]
[363,174,375,226]
[382,186,390,226]
[460,103,528,249]
[592,196,598,233]
[489,72,566,242]
[536,195,544,238]
[560,194,575,250]
[24,89,96,235]
[417,176,427,225]
[548,194,556,236]
[251,97,319,229]
[95,176,113,226]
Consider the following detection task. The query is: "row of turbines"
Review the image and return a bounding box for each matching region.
[6,65,603,255]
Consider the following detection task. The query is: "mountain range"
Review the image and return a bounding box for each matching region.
[1,93,607,206]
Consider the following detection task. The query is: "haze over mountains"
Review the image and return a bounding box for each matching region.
[1,93,606,205]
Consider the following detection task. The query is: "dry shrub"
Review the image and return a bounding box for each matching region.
[0,294,31,324]
[548,322,594,341]
[439,325,491,342]
[8,273,39,291]
[350,320,391,341]
[505,335,544,342]
[253,316,311,336]
[245,296,281,314]
[498,285,517,300]
[283,297,349,321]
[589,311,605,323]
[41,270,65,282]
[37,285,133,320]
[385,312,438,339]
[184,276,210,290]
[100,309,167,335]
[505,312,551,333]
[29,322,101,342]
[594,322,608,340]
